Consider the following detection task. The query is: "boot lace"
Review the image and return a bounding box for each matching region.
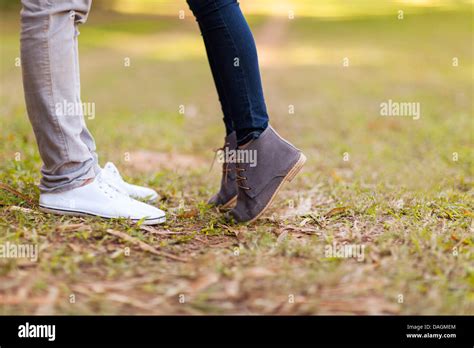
[210,142,231,184]
[236,166,250,191]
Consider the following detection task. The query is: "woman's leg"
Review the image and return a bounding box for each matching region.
[188,0,305,223]
[199,22,235,136]
[187,0,268,145]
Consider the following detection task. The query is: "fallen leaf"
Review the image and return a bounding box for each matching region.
[245,267,275,278]
[55,223,90,233]
[325,207,349,218]
[7,206,36,214]
[190,273,219,293]
[277,230,288,243]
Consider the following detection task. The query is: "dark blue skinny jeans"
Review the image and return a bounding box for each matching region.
[187,0,269,145]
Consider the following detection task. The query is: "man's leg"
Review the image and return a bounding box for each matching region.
[72,13,101,177]
[20,0,165,224]
[21,0,97,193]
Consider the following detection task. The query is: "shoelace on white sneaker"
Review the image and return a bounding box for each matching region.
[96,171,130,200]
[105,162,125,181]
[102,163,130,190]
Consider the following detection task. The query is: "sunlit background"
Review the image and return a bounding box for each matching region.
[0,1,472,315]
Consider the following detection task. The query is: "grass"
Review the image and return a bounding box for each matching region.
[0,4,473,314]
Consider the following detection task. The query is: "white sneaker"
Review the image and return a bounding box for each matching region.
[102,162,159,202]
[39,172,166,225]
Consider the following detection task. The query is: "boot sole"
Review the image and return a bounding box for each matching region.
[246,152,307,224]
[39,205,166,225]
[220,195,238,210]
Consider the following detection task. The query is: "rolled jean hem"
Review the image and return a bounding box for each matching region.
[38,165,97,194]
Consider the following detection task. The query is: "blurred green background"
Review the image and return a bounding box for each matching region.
[1,0,472,184]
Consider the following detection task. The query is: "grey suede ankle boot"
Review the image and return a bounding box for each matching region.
[208,132,238,209]
[229,126,306,223]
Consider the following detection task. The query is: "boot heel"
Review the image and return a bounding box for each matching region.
[286,153,306,182]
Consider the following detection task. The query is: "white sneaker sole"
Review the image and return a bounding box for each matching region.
[39,205,166,225]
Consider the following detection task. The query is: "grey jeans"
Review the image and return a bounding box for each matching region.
[21,0,100,193]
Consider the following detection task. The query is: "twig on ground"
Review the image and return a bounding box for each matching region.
[0,182,37,207]
[106,229,188,262]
